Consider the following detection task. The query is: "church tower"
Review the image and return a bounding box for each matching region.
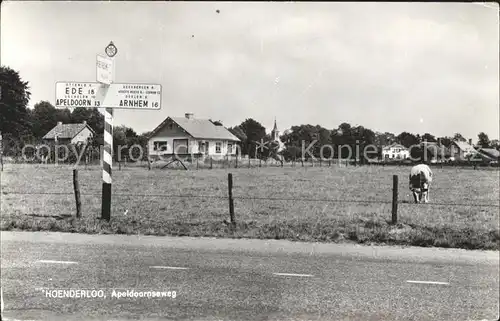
[271,117,279,142]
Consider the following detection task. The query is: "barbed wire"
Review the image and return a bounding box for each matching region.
[3,190,498,207]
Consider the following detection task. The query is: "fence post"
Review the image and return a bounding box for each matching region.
[210,156,213,169]
[196,156,199,170]
[227,173,235,227]
[235,155,238,168]
[73,169,82,218]
[148,158,152,170]
[329,159,331,167]
[259,158,262,168]
[319,158,322,167]
[392,174,398,224]
[119,161,121,171]
[248,155,250,168]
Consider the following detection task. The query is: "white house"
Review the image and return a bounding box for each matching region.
[450,139,476,160]
[147,113,241,159]
[382,143,410,160]
[42,121,95,145]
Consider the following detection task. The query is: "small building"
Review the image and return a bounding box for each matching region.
[147,113,241,159]
[470,148,500,163]
[382,143,410,160]
[450,139,476,161]
[42,121,95,145]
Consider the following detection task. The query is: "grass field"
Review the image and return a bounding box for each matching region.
[1,164,499,250]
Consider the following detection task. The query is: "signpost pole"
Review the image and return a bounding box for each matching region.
[101,107,113,221]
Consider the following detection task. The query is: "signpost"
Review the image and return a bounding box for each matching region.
[55,41,162,221]
[55,82,162,109]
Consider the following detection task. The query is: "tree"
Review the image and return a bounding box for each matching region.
[237,118,266,156]
[228,126,247,142]
[477,132,491,148]
[31,101,59,139]
[0,66,32,137]
[437,136,453,147]
[421,133,437,143]
[374,132,396,147]
[396,132,419,148]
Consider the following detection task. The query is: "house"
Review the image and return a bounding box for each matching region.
[147,113,241,159]
[381,143,410,160]
[420,141,453,162]
[450,139,476,161]
[470,148,500,163]
[42,121,95,145]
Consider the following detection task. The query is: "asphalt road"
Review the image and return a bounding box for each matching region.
[1,232,498,321]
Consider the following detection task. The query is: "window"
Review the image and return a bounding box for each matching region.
[215,142,221,153]
[154,141,168,151]
[198,141,204,153]
[227,143,233,154]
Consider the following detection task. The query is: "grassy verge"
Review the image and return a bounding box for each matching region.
[1,214,498,250]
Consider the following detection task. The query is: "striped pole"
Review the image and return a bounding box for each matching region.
[0,131,3,171]
[101,107,113,221]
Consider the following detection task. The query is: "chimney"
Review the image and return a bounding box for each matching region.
[469,138,473,146]
[57,121,62,126]
[185,113,194,119]
[82,120,87,125]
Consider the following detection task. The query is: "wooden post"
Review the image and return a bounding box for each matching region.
[329,159,331,167]
[259,158,262,167]
[148,158,152,170]
[196,156,199,170]
[392,175,398,224]
[319,158,322,167]
[235,155,238,168]
[210,156,213,169]
[248,155,250,168]
[227,173,235,227]
[73,169,82,218]
[119,161,121,171]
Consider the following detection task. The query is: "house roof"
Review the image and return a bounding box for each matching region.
[479,148,500,159]
[382,143,407,150]
[149,116,241,142]
[43,123,95,140]
[453,140,476,151]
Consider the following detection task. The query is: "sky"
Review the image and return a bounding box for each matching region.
[1,1,499,141]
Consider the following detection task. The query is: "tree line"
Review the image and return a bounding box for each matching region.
[1,66,498,162]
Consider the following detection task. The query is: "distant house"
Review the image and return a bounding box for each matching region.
[450,139,476,161]
[382,143,410,160]
[42,121,95,145]
[417,141,452,162]
[147,113,241,159]
[470,148,500,163]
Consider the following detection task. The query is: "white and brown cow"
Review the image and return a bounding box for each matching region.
[409,163,433,203]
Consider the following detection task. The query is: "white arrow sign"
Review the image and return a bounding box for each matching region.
[96,54,114,85]
[55,82,162,109]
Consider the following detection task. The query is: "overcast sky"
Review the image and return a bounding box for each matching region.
[2,1,499,140]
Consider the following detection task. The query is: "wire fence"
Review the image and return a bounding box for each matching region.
[2,172,499,225]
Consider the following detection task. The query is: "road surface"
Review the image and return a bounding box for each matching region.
[1,231,498,321]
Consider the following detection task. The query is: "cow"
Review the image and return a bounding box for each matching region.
[409,163,433,203]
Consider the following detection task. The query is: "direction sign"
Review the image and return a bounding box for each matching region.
[96,54,114,85]
[55,82,162,109]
